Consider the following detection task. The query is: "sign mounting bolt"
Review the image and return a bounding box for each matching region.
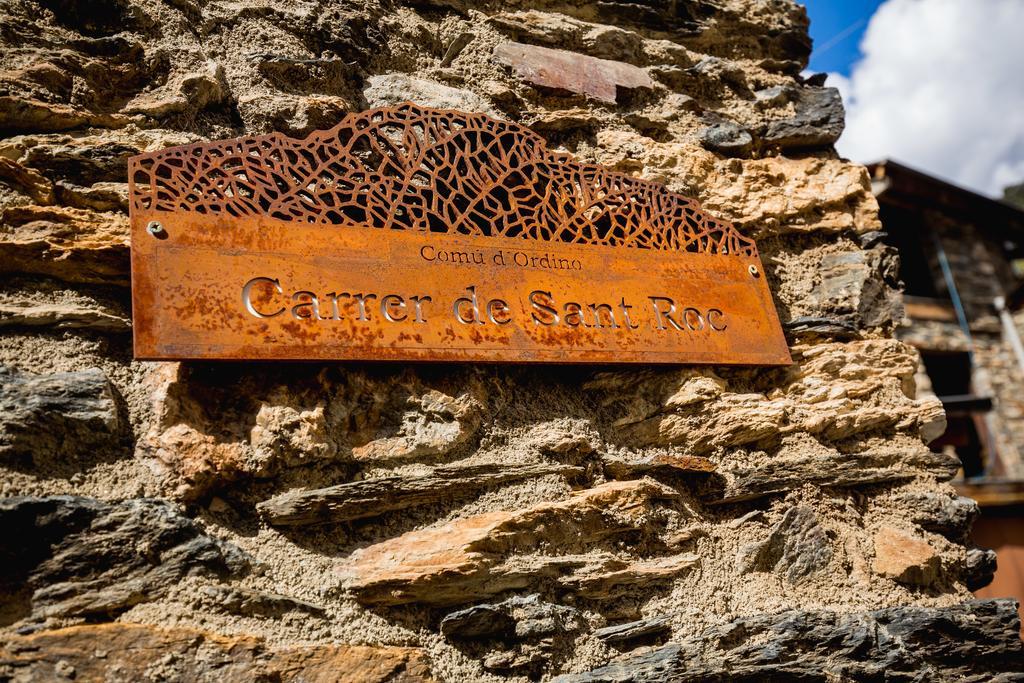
[147,221,167,239]
[748,264,760,277]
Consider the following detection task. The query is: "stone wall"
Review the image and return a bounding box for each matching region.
[895,206,1024,478]
[1,0,1021,680]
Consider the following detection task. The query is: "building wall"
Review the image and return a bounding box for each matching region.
[1,0,1021,680]
[897,209,1024,479]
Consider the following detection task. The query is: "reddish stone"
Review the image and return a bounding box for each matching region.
[493,41,655,104]
[0,623,434,682]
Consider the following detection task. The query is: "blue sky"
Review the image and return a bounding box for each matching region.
[803,0,885,76]
[799,0,1024,196]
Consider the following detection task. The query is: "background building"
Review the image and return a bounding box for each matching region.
[871,159,1024,632]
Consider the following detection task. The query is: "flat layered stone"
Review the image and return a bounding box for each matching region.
[0,496,249,625]
[257,462,583,526]
[440,593,587,674]
[737,505,832,583]
[345,479,683,606]
[899,491,979,541]
[555,600,1024,682]
[602,453,716,479]
[763,86,845,149]
[702,446,959,504]
[493,41,655,104]
[0,623,433,682]
[0,204,129,285]
[593,615,672,647]
[0,300,130,331]
[0,366,121,465]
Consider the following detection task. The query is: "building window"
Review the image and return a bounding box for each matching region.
[881,205,944,299]
[919,350,994,479]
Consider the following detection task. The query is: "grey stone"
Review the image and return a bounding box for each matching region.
[784,315,861,340]
[698,117,753,156]
[737,505,832,582]
[593,615,671,647]
[441,594,586,674]
[195,584,326,617]
[363,74,499,117]
[808,246,903,330]
[555,599,1024,682]
[899,492,979,541]
[440,32,475,67]
[257,462,583,526]
[966,548,997,591]
[441,594,585,641]
[0,496,249,626]
[702,447,959,504]
[754,84,793,107]
[763,86,845,149]
[858,230,889,249]
[0,365,122,465]
[0,301,130,331]
[22,141,139,186]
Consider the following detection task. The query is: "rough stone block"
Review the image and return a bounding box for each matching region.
[0,623,433,682]
[0,496,249,625]
[0,366,122,465]
[555,600,1024,682]
[872,525,942,586]
[493,41,655,104]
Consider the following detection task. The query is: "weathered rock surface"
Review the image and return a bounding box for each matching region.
[593,615,672,648]
[0,366,121,466]
[257,462,583,526]
[441,594,587,673]
[555,599,1024,682]
[705,444,958,504]
[899,491,979,541]
[590,340,948,465]
[489,10,647,64]
[737,505,832,582]
[808,245,904,331]
[698,117,753,156]
[346,479,691,606]
[591,134,880,235]
[0,496,248,625]
[0,205,129,285]
[762,86,844,149]
[872,526,941,586]
[441,594,580,640]
[364,74,498,117]
[493,41,656,104]
[351,389,484,463]
[0,623,433,682]
[965,547,997,591]
[0,300,129,331]
[0,0,1012,679]
[602,453,716,479]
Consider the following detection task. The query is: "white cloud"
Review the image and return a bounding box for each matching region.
[831,0,1024,196]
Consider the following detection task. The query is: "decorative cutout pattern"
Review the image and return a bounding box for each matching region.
[129,102,756,256]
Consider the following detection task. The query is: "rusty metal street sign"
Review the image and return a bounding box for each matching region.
[128,103,790,365]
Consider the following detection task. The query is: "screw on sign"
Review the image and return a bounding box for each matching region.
[127,103,790,366]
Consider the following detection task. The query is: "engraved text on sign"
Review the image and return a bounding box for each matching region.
[128,104,790,365]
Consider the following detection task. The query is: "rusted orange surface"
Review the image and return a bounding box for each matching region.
[128,103,791,365]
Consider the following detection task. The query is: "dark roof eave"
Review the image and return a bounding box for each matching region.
[868,159,1024,235]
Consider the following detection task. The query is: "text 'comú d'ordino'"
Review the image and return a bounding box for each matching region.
[241,278,728,332]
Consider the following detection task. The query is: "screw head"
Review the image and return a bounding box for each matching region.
[146,221,167,239]
[748,264,760,277]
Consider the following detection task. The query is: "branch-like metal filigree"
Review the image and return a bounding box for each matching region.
[129,102,756,256]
